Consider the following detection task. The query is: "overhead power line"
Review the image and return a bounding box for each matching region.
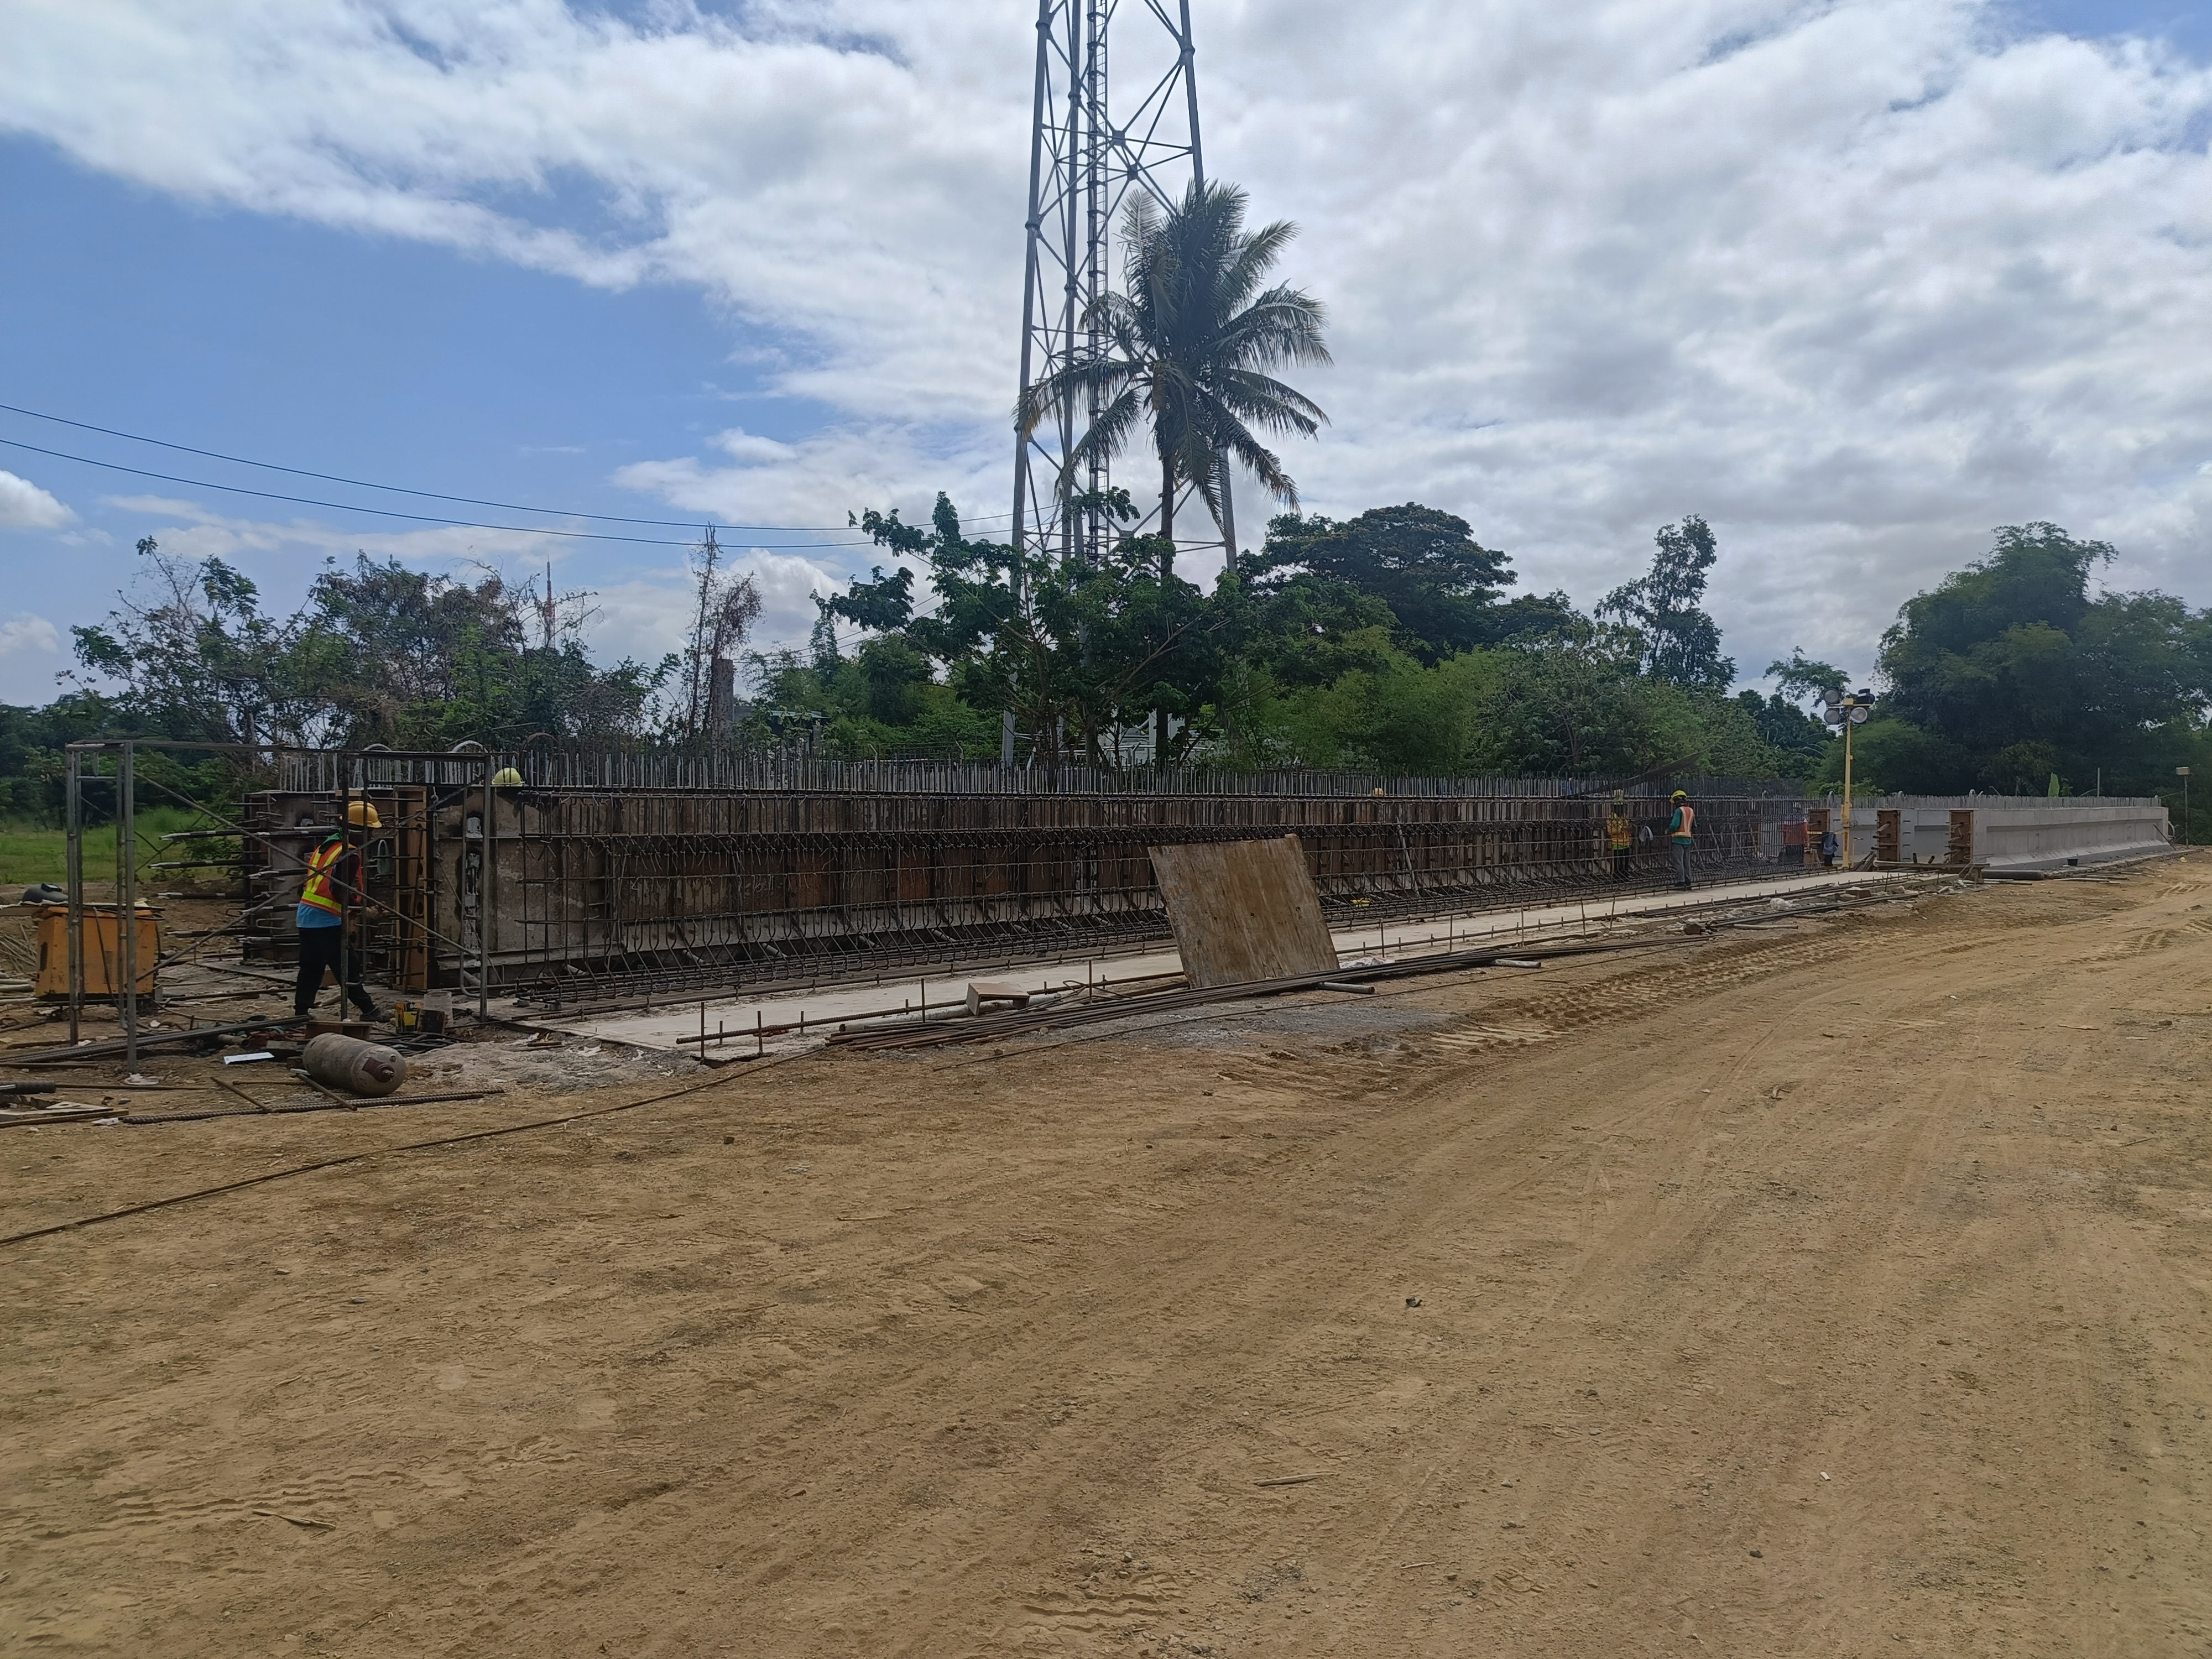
[0,436,893,550]
[0,399,1015,531]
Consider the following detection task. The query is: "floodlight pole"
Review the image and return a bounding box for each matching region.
[1841,712,1855,870]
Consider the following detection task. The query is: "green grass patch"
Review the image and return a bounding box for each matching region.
[0,806,238,889]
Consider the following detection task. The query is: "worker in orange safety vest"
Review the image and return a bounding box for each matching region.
[295,800,383,1021]
[1668,790,1697,890]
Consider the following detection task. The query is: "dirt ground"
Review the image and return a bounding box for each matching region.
[3,858,2210,1657]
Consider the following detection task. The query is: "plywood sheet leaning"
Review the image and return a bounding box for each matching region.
[1148,835,1338,989]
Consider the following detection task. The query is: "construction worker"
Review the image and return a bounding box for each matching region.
[295,800,382,1022]
[1605,805,1633,879]
[1668,790,1697,889]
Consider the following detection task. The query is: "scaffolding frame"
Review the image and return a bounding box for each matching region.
[61,740,495,1067]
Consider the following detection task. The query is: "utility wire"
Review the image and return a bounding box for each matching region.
[0,436,889,550]
[0,399,1015,530]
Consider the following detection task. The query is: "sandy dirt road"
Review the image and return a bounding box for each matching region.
[3,859,2210,1656]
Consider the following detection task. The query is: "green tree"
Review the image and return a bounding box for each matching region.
[1220,644,1499,774]
[68,538,302,748]
[1735,688,1831,776]
[832,493,1227,766]
[1248,504,1571,662]
[1766,648,1852,706]
[1016,180,1328,761]
[294,555,667,746]
[1878,523,2212,792]
[64,543,670,755]
[1599,515,1734,692]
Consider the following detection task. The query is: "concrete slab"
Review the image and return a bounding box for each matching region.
[515,867,1923,1056]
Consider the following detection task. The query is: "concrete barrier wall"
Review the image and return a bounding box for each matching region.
[1845,795,2171,871]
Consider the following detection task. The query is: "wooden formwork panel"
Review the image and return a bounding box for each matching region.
[1150,836,1338,989]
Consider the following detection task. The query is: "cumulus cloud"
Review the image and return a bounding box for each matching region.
[0,468,74,528]
[588,548,845,672]
[614,422,1004,531]
[102,493,619,567]
[97,495,850,673]
[0,614,62,658]
[9,1,2212,681]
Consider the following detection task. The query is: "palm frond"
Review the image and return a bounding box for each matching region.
[1058,386,1147,491]
[1034,175,1328,519]
[1208,367,1329,436]
[1213,220,1299,315]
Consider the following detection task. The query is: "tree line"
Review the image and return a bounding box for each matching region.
[2,178,2206,834]
[4,509,2206,838]
[779,495,1798,780]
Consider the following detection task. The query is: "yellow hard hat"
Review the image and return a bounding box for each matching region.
[346,800,383,830]
[1671,790,1688,801]
[491,766,525,787]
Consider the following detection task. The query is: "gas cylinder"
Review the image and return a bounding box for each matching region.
[301,1032,408,1098]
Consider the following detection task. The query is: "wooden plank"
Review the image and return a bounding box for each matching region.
[1147,835,1338,990]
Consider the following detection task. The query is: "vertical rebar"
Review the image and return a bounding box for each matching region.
[119,742,138,1074]
[64,745,83,1046]
[479,758,493,1021]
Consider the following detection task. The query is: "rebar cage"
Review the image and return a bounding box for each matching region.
[239,754,1809,1014]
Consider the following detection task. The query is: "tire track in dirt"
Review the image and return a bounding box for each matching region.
[4,863,2209,1656]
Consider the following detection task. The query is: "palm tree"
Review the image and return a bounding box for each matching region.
[1018,179,1331,580]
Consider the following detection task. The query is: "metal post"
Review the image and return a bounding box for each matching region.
[64,745,83,1046]
[118,742,138,1074]
[337,780,352,1028]
[1841,718,1854,870]
[479,758,493,1020]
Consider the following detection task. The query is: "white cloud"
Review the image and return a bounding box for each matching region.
[92,495,851,675]
[8,1,2212,684]
[102,493,614,566]
[0,614,62,658]
[0,469,74,528]
[588,549,844,671]
[613,422,1003,532]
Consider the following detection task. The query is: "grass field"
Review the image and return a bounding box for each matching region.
[0,807,234,889]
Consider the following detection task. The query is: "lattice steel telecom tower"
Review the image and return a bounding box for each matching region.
[1011,0,1207,577]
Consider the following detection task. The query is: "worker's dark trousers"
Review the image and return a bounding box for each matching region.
[1612,849,1631,879]
[1672,843,1694,888]
[295,923,378,1019]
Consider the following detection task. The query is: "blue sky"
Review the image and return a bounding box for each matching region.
[4,0,2212,706]
[0,138,872,686]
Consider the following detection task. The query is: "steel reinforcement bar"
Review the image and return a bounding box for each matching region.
[238,780,1803,1011]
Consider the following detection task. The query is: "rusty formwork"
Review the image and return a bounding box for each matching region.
[241,756,1805,1013]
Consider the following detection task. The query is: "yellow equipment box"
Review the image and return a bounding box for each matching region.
[34,904,159,1002]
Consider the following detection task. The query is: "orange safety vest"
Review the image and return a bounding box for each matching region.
[1606,816,1631,849]
[1670,804,1696,843]
[300,836,348,915]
